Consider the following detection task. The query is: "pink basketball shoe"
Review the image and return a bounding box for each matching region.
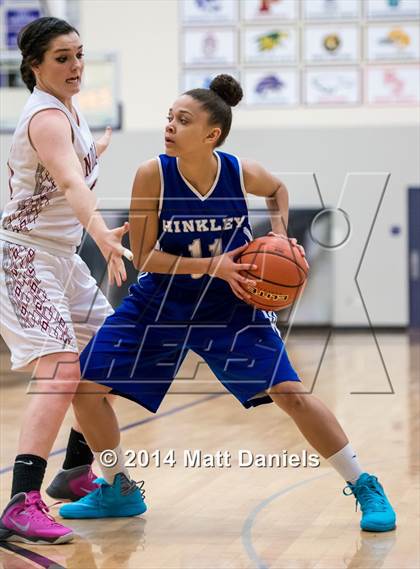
[0,491,73,544]
[46,465,99,501]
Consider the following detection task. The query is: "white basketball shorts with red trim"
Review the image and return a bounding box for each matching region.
[0,240,112,370]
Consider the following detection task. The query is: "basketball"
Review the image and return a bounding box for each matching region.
[238,235,309,311]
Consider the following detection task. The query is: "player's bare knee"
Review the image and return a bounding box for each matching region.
[33,364,80,395]
[269,382,308,414]
[53,367,80,391]
[72,382,109,412]
[274,392,308,415]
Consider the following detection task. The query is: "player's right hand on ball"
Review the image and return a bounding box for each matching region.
[267,232,309,270]
[208,244,257,303]
[97,222,131,287]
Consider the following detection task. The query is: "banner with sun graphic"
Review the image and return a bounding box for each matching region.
[366,24,420,61]
[304,26,360,63]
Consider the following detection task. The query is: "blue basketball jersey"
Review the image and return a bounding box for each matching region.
[140,151,253,291]
[79,150,301,413]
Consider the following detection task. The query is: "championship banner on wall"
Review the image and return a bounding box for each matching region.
[241,0,297,22]
[243,68,299,106]
[366,0,420,20]
[304,25,360,63]
[181,0,237,25]
[242,26,297,64]
[366,24,420,62]
[303,0,360,21]
[182,27,237,66]
[366,65,420,104]
[304,68,360,105]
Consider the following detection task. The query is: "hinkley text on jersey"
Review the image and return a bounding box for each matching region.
[162,215,246,234]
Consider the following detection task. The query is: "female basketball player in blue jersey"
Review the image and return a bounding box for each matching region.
[60,75,396,533]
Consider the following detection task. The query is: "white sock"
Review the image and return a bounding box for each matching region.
[93,445,130,485]
[327,443,364,483]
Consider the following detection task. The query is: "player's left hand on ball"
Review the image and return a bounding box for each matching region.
[209,244,257,303]
[268,232,309,270]
[95,126,112,157]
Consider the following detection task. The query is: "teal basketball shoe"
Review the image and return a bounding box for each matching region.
[344,473,396,532]
[59,473,147,519]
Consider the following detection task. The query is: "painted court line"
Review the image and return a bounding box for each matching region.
[0,393,222,568]
[241,457,400,569]
[0,541,66,568]
[241,472,331,569]
[0,393,222,476]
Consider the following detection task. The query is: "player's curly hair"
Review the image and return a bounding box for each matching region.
[18,17,79,92]
[184,74,243,147]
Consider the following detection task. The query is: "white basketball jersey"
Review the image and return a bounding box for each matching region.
[1,87,99,253]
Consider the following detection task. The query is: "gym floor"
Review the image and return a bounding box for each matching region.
[0,330,418,569]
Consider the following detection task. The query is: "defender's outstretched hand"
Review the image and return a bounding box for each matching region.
[95,126,112,157]
[97,221,132,287]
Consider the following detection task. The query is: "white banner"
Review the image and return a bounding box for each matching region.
[366,0,420,20]
[242,26,297,64]
[182,28,237,66]
[304,25,360,63]
[366,24,420,62]
[243,68,299,106]
[366,65,420,104]
[305,68,360,105]
[181,0,238,25]
[303,0,360,21]
[242,0,297,22]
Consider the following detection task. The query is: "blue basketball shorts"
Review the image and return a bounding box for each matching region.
[79,278,300,413]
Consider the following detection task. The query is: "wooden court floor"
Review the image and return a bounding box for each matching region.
[0,331,419,569]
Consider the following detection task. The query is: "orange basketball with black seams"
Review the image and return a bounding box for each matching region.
[237,236,309,311]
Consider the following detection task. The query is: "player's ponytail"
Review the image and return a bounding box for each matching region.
[18,17,79,93]
[209,74,243,107]
[184,74,243,147]
[20,59,36,93]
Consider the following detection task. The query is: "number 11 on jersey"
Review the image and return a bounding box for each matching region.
[188,237,222,279]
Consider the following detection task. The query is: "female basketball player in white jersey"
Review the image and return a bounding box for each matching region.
[60,75,395,534]
[0,17,132,544]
